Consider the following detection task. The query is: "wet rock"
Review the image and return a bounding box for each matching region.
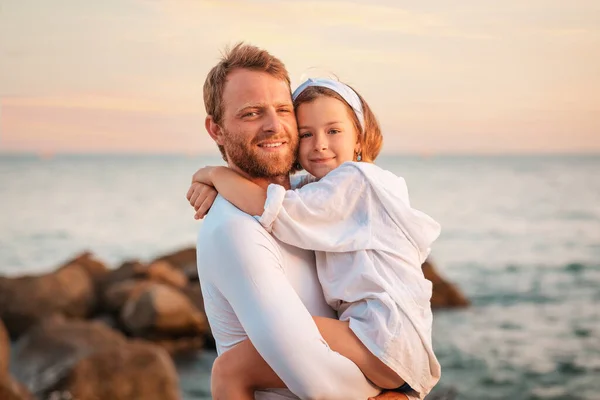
[0,319,8,377]
[145,260,188,288]
[148,335,205,356]
[55,341,180,400]
[12,317,179,399]
[426,387,458,400]
[99,261,144,292]
[422,260,469,309]
[0,320,35,400]
[102,279,155,314]
[152,247,198,281]
[121,283,208,337]
[0,377,34,400]
[0,253,109,339]
[100,261,187,314]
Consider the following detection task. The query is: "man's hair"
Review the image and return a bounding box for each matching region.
[293,85,383,163]
[203,42,291,160]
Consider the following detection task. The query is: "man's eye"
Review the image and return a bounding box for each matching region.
[278,108,292,114]
[243,111,258,118]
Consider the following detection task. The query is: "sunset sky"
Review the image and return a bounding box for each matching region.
[1,0,599,154]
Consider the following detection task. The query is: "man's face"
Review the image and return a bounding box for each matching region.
[218,69,298,178]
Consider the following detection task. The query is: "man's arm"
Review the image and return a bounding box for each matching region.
[202,219,380,400]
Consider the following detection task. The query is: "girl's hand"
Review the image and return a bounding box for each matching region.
[186,182,218,219]
[191,166,218,185]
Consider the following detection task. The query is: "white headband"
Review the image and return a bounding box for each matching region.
[292,78,365,131]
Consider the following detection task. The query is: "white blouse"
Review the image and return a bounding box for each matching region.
[258,161,442,399]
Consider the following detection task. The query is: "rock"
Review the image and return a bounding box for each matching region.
[71,252,111,286]
[422,260,469,309]
[152,247,198,281]
[100,261,187,314]
[0,253,109,339]
[425,387,458,400]
[149,335,206,356]
[0,376,34,400]
[12,316,126,395]
[0,319,8,377]
[121,283,208,337]
[145,260,188,288]
[12,317,179,399]
[99,260,145,292]
[0,320,35,400]
[102,279,155,314]
[56,341,180,400]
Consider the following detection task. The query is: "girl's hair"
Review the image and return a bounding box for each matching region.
[293,85,383,162]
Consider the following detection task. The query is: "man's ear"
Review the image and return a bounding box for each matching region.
[205,116,224,145]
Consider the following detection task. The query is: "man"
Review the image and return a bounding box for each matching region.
[189,43,407,400]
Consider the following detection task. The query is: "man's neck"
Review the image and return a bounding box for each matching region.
[228,163,291,190]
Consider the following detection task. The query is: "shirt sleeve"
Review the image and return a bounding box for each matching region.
[289,173,317,189]
[259,163,372,252]
[204,219,379,400]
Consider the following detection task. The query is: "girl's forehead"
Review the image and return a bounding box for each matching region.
[297,96,355,122]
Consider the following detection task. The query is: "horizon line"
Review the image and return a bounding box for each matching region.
[1,150,599,158]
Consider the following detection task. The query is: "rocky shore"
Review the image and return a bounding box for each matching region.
[0,248,467,399]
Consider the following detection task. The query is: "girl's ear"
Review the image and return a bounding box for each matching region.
[354,140,361,154]
[354,142,362,162]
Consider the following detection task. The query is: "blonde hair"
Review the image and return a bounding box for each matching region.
[203,42,291,160]
[293,85,382,162]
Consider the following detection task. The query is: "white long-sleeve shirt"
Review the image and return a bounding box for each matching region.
[258,162,442,399]
[196,196,380,400]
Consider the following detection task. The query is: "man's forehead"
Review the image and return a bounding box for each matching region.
[222,69,292,106]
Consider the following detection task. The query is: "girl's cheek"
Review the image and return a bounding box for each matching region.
[298,140,311,160]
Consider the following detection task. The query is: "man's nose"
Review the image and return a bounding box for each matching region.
[263,109,283,133]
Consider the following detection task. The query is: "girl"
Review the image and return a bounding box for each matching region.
[189,78,441,399]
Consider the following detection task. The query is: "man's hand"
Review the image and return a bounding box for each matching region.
[186,182,218,219]
[370,391,409,400]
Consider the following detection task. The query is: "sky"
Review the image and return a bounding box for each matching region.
[0,0,599,155]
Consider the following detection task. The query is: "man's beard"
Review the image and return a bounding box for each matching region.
[222,128,298,178]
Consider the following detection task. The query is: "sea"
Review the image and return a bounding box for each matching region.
[1,154,599,400]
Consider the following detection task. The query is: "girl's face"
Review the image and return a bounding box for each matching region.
[296,96,360,179]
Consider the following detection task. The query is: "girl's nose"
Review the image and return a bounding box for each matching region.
[314,135,328,151]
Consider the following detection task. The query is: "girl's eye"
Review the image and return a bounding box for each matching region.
[299,132,312,139]
[328,129,341,135]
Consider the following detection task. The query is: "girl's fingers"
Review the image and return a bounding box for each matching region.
[193,186,209,210]
[190,184,214,209]
[186,184,196,201]
[197,190,217,218]
[189,191,200,207]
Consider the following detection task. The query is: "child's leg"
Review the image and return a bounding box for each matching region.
[211,316,404,399]
[313,316,405,389]
[211,338,285,400]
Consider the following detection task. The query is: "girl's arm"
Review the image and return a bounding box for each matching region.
[259,163,373,252]
[192,166,267,217]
